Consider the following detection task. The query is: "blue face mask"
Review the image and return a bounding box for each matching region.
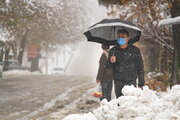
[117,38,126,46]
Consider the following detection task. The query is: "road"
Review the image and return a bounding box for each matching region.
[0,74,99,120]
[0,42,105,120]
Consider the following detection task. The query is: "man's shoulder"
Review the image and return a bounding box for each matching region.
[130,44,138,48]
[129,45,140,51]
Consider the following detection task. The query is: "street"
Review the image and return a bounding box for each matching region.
[0,74,99,120]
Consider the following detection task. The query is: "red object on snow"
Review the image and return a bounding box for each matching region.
[93,91,102,98]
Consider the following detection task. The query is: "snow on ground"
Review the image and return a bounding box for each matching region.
[19,78,95,120]
[50,81,99,120]
[63,85,180,120]
[3,70,40,78]
[146,72,164,79]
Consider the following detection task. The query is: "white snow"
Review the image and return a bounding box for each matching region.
[5,0,10,5]
[63,113,97,120]
[3,70,40,78]
[50,79,99,120]
[146,72,163,79]
[158,16,180,26]
[63,85,180,120]
[0,28,13,42]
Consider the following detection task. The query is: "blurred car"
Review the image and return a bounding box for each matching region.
[8,60,25,70]
[51,67,64,74]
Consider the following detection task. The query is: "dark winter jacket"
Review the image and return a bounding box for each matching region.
[106,44,144,87]
[96,52,113,82]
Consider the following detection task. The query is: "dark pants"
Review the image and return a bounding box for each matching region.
[100,80,112,102]
[114,80,136,99]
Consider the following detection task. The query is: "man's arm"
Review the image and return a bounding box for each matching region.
[136,48,145,87]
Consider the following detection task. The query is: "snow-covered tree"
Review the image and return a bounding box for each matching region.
[0,0,96,70]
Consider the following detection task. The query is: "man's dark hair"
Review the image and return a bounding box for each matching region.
[117,28,129,37]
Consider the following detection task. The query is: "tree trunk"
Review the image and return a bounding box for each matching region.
[160,47,168,72]
[170,0,180,84]
[30,48,40,72]
[18,28,28,65]
[3,45,10,71]
[11,42,18,60]
[149,47,156,71]
[0,47,4,62]
[31,56,39,72]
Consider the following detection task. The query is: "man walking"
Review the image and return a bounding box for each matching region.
[106,28,144,98]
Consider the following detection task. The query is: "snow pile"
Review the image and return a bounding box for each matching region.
[147,72,163,79]
[63,113,97,120]
[63,85,180,120]
[3,70,40,78]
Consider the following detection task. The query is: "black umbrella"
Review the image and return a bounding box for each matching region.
[84,18,141,46]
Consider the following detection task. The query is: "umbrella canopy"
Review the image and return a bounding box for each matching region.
[84,18,141,46]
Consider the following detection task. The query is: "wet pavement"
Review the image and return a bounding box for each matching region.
[0,74,99,120]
